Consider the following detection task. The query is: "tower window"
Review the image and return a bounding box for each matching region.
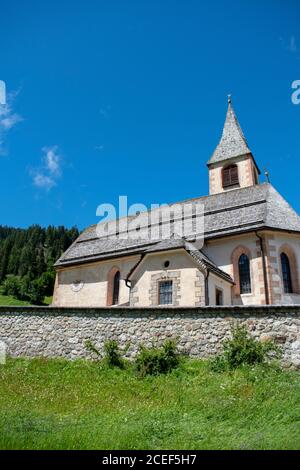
[158,280,173,305]
[280,253,293,294]
[112,271,120,305]
[238,254,251,294]
[222,164,239,188]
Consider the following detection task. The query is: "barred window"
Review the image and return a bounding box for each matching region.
[238,254,251,294]
[158,280,173,305]
[112,271,120,305]
[222,164,239,188]
[280,253,293,294]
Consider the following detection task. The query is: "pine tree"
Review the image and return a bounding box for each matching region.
[0,224,79,298]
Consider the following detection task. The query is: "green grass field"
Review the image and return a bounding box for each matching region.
[0,358,299,450]
[0,293,31,306]
[0,293,52,306]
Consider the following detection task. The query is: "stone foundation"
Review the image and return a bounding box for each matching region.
[0,305,300,368]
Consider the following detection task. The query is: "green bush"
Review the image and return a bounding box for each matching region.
[211,323,281,371]
[2,275,22,298]
[1,272,51,305]
[135,338,180,377]
[27,278,45,305]
[85,339,101,357]
[85,339,126,368]
[38,270,56,297]
[103,339,125,368]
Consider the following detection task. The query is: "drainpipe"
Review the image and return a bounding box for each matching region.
[255,231,270,305]
[125,254,144,288]
[204,269,210,306]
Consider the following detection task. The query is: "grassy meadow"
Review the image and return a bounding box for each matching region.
[0,358,299,450]
[0,292,52,306]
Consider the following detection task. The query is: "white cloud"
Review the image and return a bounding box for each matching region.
[0,113,23,130]
[288,35,297,53]
[43,145,61,176]
[99,105,111,118]
[286,36,298,53]
[94,144,104,151]
[280,35,298,55]
[33,173,56,191]
[0,90,23,154]
[31,145,62,191]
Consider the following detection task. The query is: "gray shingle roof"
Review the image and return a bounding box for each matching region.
[207,100,253,165]
[184,242,234,283]
[55,183,300,268]
[144,237,187,253]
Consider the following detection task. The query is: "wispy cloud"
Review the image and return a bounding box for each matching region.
[287,35,297,53]
[43,145,61,176]
[280,35,298,56]
[99,105,111,118]
[94,144,104,151]
[0,90,23,155]
[31,145,62,191]
[33,173,56,191]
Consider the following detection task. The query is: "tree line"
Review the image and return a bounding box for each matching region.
[0,225,79,304]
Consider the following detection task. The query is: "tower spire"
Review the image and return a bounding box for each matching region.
[207,97,261,195]
[207,96,251,165]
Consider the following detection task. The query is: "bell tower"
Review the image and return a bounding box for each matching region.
[207,97,260,195]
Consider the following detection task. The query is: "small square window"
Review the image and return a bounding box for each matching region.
[158,280,173,305]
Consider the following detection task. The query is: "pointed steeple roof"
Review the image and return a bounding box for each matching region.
[207,96,252,165]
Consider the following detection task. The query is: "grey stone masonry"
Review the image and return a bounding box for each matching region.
[195,271,205,306]
[0,305,300,368]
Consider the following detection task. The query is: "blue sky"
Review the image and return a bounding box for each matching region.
[0,0,299,230]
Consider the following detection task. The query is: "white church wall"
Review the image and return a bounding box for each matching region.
[205,233,263,305]
[52,255,140,307]
[208,273,232,305]
[53,231,300,308]
[268,232,300,305]
[130,250,203,307]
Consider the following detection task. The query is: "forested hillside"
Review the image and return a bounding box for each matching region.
[0,225,79,304]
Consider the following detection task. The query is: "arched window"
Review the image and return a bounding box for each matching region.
[222,164,239,188]
[280,253,293,294]
[238,254,251,294]
[106,267,121,306]
[112,271,120,305]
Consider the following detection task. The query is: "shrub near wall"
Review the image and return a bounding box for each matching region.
[0,306,300,368]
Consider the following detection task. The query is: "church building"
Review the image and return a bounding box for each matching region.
[53,99,300,307]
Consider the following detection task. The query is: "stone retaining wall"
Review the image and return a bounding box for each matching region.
[0,305,300,367]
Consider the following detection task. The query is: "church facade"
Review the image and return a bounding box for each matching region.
[53,100,300,307]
